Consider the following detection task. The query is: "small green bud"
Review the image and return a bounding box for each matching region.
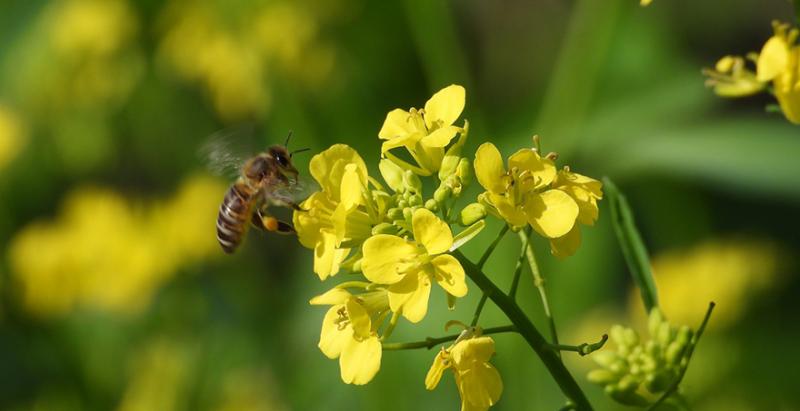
[609,325,627,346]
[645,370,675,393]
[459,203,487,226]
[456,158,472,186]
[665,341,687,366]
[609,360,627,375]
[657,322,673,346]
[388,208,403,220]
[397,199,408,208]
[372,223,396,235]
[351,259,362,273]
[648,308,665,337]
[623,328,640,347]
[403,170,422,193]
[587,369,618,385]
[676,325,693,347]
[434,186,451,203]
[424,199,439,211]
[593,351,619,368]
[408,194,423,207]
[402,207,413,221]
[616,375,639,392]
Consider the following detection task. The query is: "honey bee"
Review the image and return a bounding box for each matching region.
[208,131,311,253]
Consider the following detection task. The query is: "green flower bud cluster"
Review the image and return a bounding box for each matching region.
[587,309,694,406]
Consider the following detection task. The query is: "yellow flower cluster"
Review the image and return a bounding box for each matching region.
[295,85,601,409]
[157,0,335,121]
[475,142,602,258]
[704,21,800,124]
[8,175,226,316]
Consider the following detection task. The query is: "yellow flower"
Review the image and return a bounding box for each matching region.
[0,105,26,170]
[549,167,603,258]
[293,144,379,280]
[474,142,578,238]
[702,55,766,97]
[756,21,800,124]
[378,85,466,175]
[361,208,467,323]
[310,287,387,385]
[426,334,503,411]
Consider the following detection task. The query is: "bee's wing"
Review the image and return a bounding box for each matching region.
[197,124,263,179]
[265,176,320,207]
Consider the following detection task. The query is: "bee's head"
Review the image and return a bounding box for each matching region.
[267,145,299,180]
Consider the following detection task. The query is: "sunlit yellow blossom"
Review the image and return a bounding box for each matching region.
[379,85,466,175]
[361,208,467,323]
[8,175,225,316]
[549,168,603,258]
[631,239,781,330]
[703,55,766,97]
[426,333,503,411]
[756,21,800,124]
[474,142,578,237]
[310,288,388,385]
[0,105,26,170]
[293,144,379,280]
[640,0,652,6]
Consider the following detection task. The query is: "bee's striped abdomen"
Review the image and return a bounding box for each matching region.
[216,182,255,253]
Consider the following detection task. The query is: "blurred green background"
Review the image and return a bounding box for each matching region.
[0,0,798,410]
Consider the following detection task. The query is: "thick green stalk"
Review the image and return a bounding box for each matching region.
[382,325,517,351]
[518,228,560,348]
[453,250,593,411]
[603,177,659,313]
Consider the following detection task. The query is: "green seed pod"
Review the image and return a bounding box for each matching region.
[371,223,396,235]
[587,369,618,385]
[424,199,439,211]
[459,203,487,226]
[434,186,451,203]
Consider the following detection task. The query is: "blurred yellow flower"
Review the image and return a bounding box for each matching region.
[157,1,336,121]
[640,0,653,6]
[294,144,378,280]
[630,239,781,330]
[310,287,387,385]
[361,208,467,323]
[703,55,766,97]
[426,333,503,411]
[8,175,226,316]
[118,339,192,411]
[379,85,466,175]
[756,21,800,124]
[0,105,26,170]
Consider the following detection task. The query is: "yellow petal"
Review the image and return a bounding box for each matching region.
[379,159,405,192]
[452,336,496,365]
[550,226,582,259]
[488,193,528,228]
[424,84,465,130]
[508,149,556,189]
[313,230,349,280]
[526,190,578,238]
[474,143,506,193]
[361,234,418,284]
[309,144,367,198]
[431,254,467,297]
[412,208,453,255]
[757,35,790,82]
[318,305,352,359]
[339,163,363,210]
[378,108,414,140]
[293,192,331,249]
[309,287,351,305]
[340,336,382,385]
[420,125,459,148]
[388,271,431,323]
[425,350,450,390]
[380,132,423,153]
[458,362,503,408]
[345,297,372,339]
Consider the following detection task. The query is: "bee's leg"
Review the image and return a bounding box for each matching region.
[252,209,295,235]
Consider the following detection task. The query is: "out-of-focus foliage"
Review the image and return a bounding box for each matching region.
[0,0,798,410]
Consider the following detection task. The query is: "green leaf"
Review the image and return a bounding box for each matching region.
[603,177,659,313]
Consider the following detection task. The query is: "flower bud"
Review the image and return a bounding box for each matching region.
[456,158,472,186]
[403,207,413,221]
[408,194,423,207]
[425,199,439,211]
[397,199,408,208]
[648,308,664,337]
[657,322,673,346]
[388,207,404,220]
[372,222,396,235]
[665,341,687,366]
[459,203,487,226]
[587,369,617,384]
[434,186,451,203]
[403,170,422,193]
[593,351,618,368]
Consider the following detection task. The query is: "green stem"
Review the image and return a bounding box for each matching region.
[549,334,608,356]
[518,228,560,349]
[453,250,593,411]
[647,302,716,410]
[603,177,660,313]
[471,225,510,326]
[382,325,517,351]
[509,231,531,299]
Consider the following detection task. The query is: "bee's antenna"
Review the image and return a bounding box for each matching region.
[290,147,310,158]
[284,130,293,149]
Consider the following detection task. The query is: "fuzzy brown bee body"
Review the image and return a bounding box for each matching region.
[214,145,304,254]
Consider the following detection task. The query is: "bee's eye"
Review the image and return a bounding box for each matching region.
[275,153,289,168]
